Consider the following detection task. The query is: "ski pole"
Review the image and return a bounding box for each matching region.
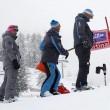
[103,64,107,86]
[67,47,74,52]
[104,73,107,86]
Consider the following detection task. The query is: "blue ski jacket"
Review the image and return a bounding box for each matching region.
[40,28,67,64]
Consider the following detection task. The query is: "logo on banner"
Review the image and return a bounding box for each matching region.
[92,29,110,50]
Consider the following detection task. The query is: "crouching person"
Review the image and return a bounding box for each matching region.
[39,20,69,97]
[0,25,21,102]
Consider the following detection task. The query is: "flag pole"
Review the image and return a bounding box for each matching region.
[105,16,109,32]
[105,16,110,44]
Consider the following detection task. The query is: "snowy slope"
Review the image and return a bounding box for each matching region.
[0,85,110,110]
[0,48,110,110]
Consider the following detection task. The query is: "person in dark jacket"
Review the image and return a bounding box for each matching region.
[0,25,21,102]
[73,9,94,90]
[40,20,69,97]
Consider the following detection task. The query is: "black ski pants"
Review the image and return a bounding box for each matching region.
[75,45,91,88]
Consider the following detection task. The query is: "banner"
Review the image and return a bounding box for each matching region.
[92,29,110,50]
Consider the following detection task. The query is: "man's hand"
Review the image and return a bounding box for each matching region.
[65,50,69,59]
[12,59,20,69]
[82,40,92,48]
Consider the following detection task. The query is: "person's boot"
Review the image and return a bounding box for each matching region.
[50,89,60,95]
[40,91,53,97]
[4,96,17,103]
[81,85,94,90]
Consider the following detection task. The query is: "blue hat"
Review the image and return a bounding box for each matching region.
[50,20,60,28]
[83,9,94,17]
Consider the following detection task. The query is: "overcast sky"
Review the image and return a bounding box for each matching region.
[0,0,110,48]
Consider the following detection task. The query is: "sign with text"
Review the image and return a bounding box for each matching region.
[92,29,110,50]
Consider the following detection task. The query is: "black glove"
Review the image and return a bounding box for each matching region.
[82,40,92,48]
[12,59,20,69]
[65,50,69,59]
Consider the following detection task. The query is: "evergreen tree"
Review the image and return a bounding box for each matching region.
[15,32,42,95]
[15,33,28,95]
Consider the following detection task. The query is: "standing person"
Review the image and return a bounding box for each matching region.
[0,25,21,102]
[73,9,94,90]
[39,20,69,97]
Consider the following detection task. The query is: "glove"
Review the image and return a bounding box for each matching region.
[82,40,92,48]
[12,59,20,69]
[65,50,69,59]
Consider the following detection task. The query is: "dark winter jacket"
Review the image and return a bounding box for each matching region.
[2,31,21,69]
[73,13,93,48]
[40,28,67,64]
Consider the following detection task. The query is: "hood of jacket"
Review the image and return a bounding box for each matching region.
[76,13,90,22]
[2,31,17,40]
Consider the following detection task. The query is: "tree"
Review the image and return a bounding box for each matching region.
[15,33,28,95]
[25,33,41,67]
[15,32,42,95]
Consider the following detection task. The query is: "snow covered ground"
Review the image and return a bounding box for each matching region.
[0,84,110,110]
[0,48,110,110]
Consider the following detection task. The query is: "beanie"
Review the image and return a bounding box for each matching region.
[83,9,94,17]
[50,20,60,28]
[7,25,18,32]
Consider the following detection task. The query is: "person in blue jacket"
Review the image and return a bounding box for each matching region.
[40,20,69,97]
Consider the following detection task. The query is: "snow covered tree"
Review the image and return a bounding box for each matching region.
[15,32,42,95]
[25,33,41,67]
[15,33,28,95]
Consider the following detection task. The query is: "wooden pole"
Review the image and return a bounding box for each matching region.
[105,16,110,44]
[105,16,109,32]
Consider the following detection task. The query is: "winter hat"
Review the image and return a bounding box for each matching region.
[50,20,60,28]
[7,25,18,32]
[83,9,94,17]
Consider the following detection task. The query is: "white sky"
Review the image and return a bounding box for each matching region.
[0,0,110,48]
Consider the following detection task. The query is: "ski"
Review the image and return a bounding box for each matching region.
[72,87,95,92]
